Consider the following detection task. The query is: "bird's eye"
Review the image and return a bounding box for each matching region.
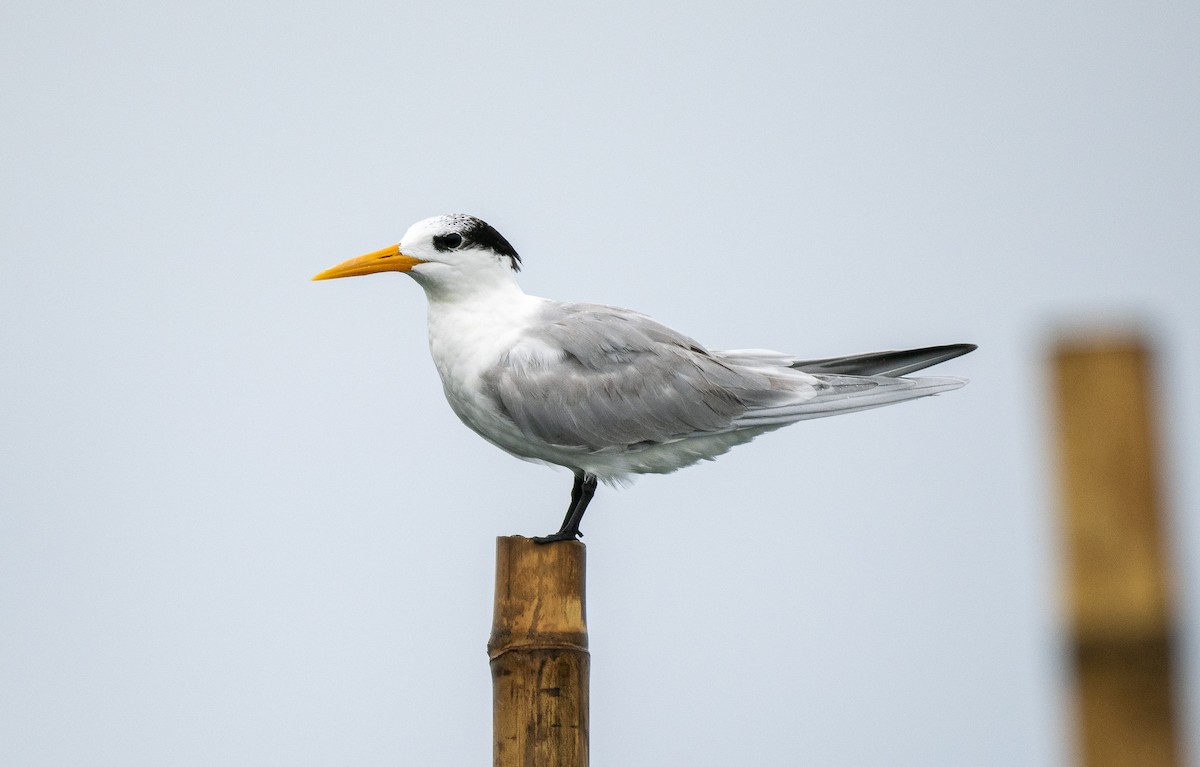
[435,232,464,251]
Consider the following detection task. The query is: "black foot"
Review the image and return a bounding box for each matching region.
[531,530,583,545]
[533,471,596,544]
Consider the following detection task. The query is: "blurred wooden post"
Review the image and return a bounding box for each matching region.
[489,536,589,767]
[1051,335,1180,767]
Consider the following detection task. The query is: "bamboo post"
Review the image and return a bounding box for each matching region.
[488,536,589,767]
[1051,335,1180,766]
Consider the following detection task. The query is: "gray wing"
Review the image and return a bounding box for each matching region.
[485,304,973,451]
[483,303,801,450]
[711,344,973,427]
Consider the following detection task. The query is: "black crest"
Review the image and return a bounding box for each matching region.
[433,215,522,272]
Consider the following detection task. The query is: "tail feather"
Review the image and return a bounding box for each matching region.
[732,373,968,428]
[712,342,975,430]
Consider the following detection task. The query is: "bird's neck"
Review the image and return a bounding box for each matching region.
[423,279,547,400]
[421,269,542,344]
[414,264,524,306]
[424,278,541,326]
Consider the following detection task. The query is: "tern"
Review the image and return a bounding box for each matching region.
[314,214,974,543]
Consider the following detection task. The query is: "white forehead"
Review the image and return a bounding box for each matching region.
[401,214,472,243]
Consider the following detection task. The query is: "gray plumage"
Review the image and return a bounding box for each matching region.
[484,302,973,455]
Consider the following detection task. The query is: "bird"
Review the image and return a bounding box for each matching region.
[313,214,975,543]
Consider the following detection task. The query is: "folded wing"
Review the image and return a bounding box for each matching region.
[485,304,971,452]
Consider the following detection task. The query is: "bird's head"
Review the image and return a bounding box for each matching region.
[312,214,522,298]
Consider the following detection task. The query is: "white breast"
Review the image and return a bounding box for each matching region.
[425,291,550,454]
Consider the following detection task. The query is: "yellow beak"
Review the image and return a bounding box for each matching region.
[311,244,426,281]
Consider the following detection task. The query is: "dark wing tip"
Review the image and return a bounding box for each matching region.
[791,343,977,377]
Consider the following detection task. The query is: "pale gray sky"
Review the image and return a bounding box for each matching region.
[2,1,1198,764]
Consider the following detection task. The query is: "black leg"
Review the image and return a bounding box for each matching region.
[559,472,586,531]
[533,471,598,544]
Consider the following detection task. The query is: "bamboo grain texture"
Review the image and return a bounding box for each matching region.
[489,536,589,767]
